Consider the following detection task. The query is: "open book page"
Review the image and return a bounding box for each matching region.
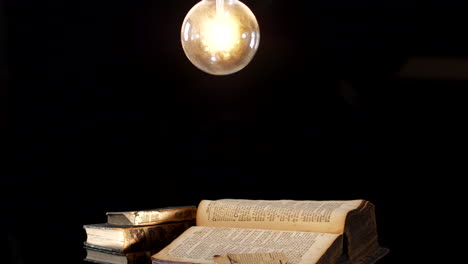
[213,253,288,264]
[197,199,362,234]
[152,226,340,264]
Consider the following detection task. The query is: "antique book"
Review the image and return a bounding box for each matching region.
[84,244,159,264]
[151,199,388,264]
[83,221,194,253]
[107,206,197,226]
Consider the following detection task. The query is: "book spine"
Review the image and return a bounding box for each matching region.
[345,201,388,264]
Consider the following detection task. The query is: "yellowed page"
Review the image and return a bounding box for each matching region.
[196,199,362,234]
[214,253,288,264]
[152,226,340,264]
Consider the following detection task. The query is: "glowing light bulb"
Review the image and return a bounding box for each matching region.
[181,0,260,75]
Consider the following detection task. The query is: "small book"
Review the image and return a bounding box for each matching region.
[83,221,194,253]
[84,244,158,264]
[106,206,197,226]
[151,199,389,264]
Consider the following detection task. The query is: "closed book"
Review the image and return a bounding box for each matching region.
[83,221,194,253]
[84,244,158,264]
[106,206,197,226]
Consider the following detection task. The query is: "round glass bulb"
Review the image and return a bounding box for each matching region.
[181,0,260,75]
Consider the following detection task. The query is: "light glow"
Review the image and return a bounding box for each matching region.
[201,14,240,53]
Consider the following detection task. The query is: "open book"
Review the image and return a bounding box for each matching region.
[151,199,388,264]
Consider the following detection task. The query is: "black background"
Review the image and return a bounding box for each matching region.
[5,0,466,263]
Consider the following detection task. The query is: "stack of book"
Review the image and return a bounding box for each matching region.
[83,206,197,264]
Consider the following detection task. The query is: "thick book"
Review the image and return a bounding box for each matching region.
[151,199,388,264]
[83,221,194,253]
[84,244,158,264]
[107,206,197,226]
